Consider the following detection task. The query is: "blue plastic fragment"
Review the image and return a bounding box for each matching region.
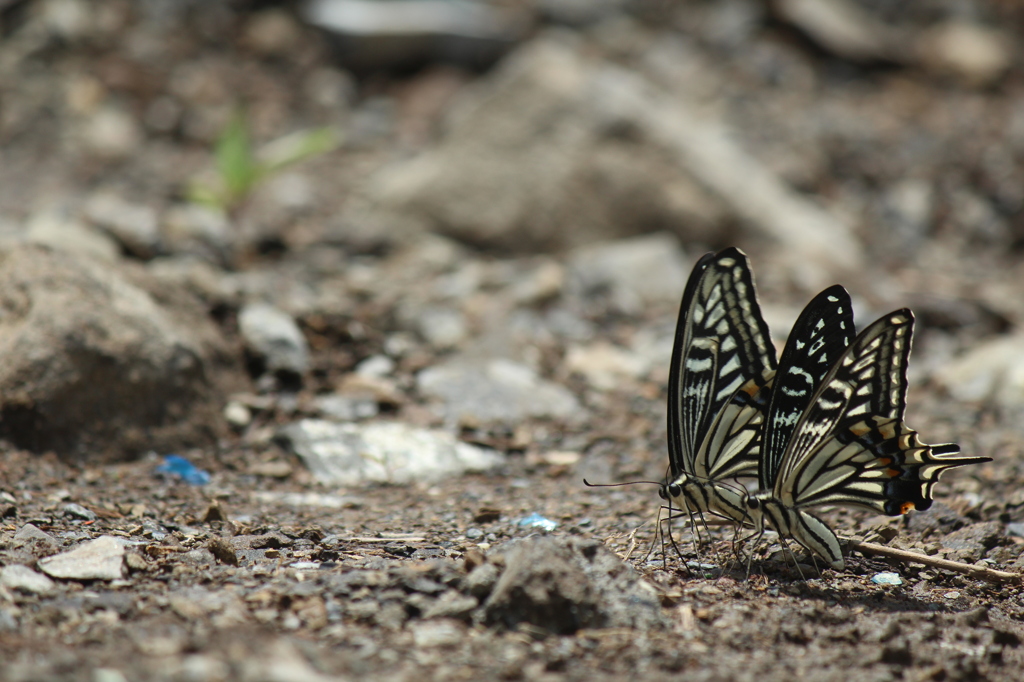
[515,512,557,532]
[156,454,211,486]
[871,572,903,586]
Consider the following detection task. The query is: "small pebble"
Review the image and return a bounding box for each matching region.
[63,503,97,521]
[224,401,252,428]
[515,513,557,532]
[465,528,485,540]
[289,561,320,570]
[355,354,395,378]
[871,572,903,586]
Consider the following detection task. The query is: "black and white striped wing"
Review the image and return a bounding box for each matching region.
[667,248,776,481]
[775,309,913,494]
[758,285,855,492]
[775,310,989,514]
[692,371,774,482]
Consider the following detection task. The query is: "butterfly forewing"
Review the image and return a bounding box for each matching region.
[666,252,715,479]
[668,248,776,480]
[759,285,855,491]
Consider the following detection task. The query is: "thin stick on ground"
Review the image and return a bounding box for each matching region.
[847,539,1023,585]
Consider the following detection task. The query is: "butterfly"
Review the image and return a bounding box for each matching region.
[745,304,991,570]
[657,247,777,529]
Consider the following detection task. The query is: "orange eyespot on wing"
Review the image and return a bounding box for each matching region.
[899,501,915,514]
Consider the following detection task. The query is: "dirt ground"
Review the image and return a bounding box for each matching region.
[3,1,1024,681]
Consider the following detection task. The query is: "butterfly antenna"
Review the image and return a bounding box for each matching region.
[583,479,661,487]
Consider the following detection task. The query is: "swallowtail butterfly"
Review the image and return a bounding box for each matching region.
[658,248,777,525]
[745,306,990,570]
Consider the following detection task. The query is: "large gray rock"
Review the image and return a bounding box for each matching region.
[342,38,727,252]
[0,564,57,595]
[565,233,689,314]
[0,245,241,458]
[343,37,863,280]
[482,537,668,633]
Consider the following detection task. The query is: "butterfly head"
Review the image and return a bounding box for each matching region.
[659,481,683,501]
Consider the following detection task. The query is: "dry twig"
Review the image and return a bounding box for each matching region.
[847,539,1023,585]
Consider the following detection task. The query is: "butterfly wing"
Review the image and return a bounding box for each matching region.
[667,252,715,479]
[775,310,913,491]
[667,248,777,480]
[758,285,855,492]
[775,310,989,514]
[793,416,984,515]
[694,371,774,482]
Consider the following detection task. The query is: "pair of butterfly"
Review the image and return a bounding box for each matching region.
[657,248,988,571]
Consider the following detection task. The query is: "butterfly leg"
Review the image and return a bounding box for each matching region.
[671,510,696,575]
[649,504,693,576]
[808,551,822,577]
[744,524,766,579]
[777,535,807,581]
[642,504,666,563]
[729,522,758,571]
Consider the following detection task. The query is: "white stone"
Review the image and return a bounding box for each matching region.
[355,354,395,378]
[224,401,253,428]
[0,564,57,595]
[916,22,1012,86]
[279,420,504,485]
[38,536,126,581]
